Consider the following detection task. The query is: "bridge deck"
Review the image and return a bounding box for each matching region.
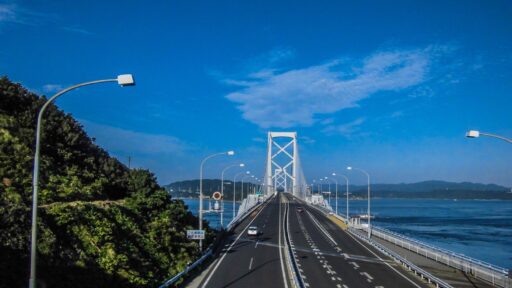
[192,194,438,288]
[363,231,495,288]
[286,194,428,288]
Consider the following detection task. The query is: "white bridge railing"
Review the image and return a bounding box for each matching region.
[365,225,510,288]
[159,194,272,287]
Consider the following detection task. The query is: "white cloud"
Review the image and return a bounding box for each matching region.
[0,4,19,23]
[225,47,439,128]
[80,120,189,156]
[323,117,366,137]
[62,26,94,35]
[299,136,316,144]
[42,84,63,93]
[0,3,48,26]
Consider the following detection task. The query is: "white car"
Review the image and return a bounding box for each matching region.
[247,226,259,236]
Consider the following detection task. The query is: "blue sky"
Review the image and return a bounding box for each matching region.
[1,0,511,186]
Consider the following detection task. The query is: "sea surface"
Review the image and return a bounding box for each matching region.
[182,197,512,268]
[181,198,240,229]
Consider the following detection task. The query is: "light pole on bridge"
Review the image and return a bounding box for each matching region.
[199,150,235,251]
[323,176,332,208]
[332,172,349,221]
[347,166,371,238]
[241,173,252,200]
[220,163,244,228]
[325,176,338,215]
[29,74,136,288]
[233,170,249,220]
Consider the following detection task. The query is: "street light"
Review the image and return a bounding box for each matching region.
[220,163,244,228]
[29,75,135,288]
[466,130,512,143]
[324,177,332,208]
[233,170,248,220]
[250,175,255,194]
[199,150,235,251]
[347,166,371,238]
[241,172,251,200]
[332,172,349,221]
[327,176,338,215]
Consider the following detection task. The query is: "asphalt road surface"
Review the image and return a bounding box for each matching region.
[198,193,428,288]
[285,193,428,288]
[199,194,291,288]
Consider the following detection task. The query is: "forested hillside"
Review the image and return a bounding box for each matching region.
[0,77,211,287]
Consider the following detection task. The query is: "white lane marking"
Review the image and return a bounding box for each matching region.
[255,240,259,248]
[305,210,337,246]
[304,199,421,288]
[249,257,254,270]
[360,271,374,281]
[345,231,422,288]
[201,197,273,288]
[349,261,360,269]
[278,194,289,288]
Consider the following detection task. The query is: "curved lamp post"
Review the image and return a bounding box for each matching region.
[233,170,248,219]
[466,130,512,144]
[29,74,135,288]
[324,176,332,208]
[220,163,244,228]
[347,166,371,238]
[332,172,349,221]
[199,150,235,251]
[326,176,338,215]
[241,172,251,201]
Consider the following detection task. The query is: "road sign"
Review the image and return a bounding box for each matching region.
[212,191,222,200]
[187,230,205,240]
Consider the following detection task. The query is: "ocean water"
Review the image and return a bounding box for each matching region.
[183,197,512,268]
[332,198,512,268]
[182,199,240,229]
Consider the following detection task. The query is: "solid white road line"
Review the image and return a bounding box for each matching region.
[308,204,422,288]
[278,194,289,288]
[249,257,254,270]
[345,231,422,288]
[201,197,273,288]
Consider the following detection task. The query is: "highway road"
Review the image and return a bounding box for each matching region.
[197,193,428,288]
[284,193,428,288]
[199,194,292,288]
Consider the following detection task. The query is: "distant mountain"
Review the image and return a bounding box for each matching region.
[352,180,509,193]
[331,180,511,199]
[165,179,512,200]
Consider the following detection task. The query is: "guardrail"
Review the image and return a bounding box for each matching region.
[283,198,305,288]
[159,195,273,287]
[227,194,272,231]
[159,249,213,288]
[304,200,511,288]
[349,228,454,288]
[367,225,510,288]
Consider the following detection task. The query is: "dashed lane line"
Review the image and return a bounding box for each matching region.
[249,257,254,270]
[200,198,272,288]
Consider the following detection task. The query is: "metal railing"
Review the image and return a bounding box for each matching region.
[367,225,510,288]
[159,195,272,287]
[305,200,511,288]
[159,249,213,288]
[284,199,305,288]
[348,228,454,288]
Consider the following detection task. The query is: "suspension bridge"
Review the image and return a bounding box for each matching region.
[169,132,510,288]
